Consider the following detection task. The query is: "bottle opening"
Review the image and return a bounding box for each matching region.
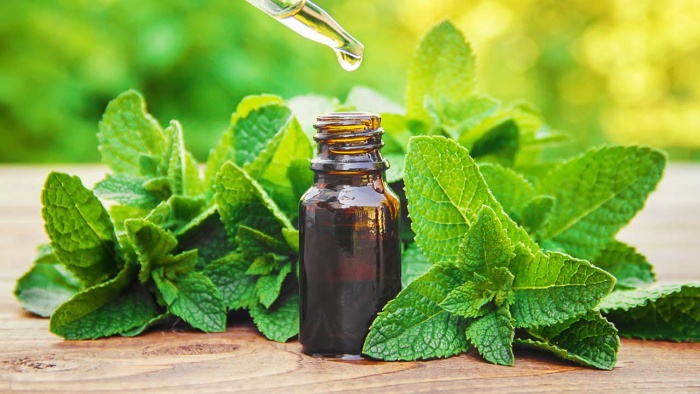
[311,112,388,172]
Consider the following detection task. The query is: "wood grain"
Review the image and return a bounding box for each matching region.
[1,165,699,393]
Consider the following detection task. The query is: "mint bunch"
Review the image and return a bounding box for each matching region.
[16,92,310,341]
[14,20,699,368]
[358,21,698,369]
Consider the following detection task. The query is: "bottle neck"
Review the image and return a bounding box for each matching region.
[311,112,388,172]
[314,171,384,187]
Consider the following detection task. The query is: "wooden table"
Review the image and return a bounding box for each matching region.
[1,165,699,392]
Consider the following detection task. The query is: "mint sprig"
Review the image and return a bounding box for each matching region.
[14,20,699,371]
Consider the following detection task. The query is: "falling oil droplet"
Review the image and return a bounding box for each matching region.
[335,49,363,72]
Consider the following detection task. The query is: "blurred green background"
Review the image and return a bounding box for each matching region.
[2,0,699,163]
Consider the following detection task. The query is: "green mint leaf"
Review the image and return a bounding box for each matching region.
[426,95,501,140]
[215,161,294,241]
[407,20,476,124]
[125,219,178,283]
[287,94,340,138]
[164,120,203,197]
[479,163,536,222]
[120,313,170,337]
[599,283,700,341]
[404,136,536,266]
[42,172,120,287]
[281,228,299,253]
[516,312,619,370]
[255,262,292,308]
[94,173,162,210]
[456,205,514,272]
[236,225,291,257]
[440,276,491,319]
[15,248,80,317]
[469,120,520,167]
[235,104,293,170]
[520,195,556,237]
[537,146,666,260]
[363,263,470,360]
[442,267,514,318]
[176,209,233,267]
[287,159,314,207]
[204,127,234,193]
[50,265,157,339]
[152,271,226,333]
[258,119,313,218]
[401,245,432,287]
[509,245,615,328]
[593,240,655,290]
[249,292,300,342]
[204,253,258,310]
[97,90,167,177]
[204,95,285,190]
[345,86,404,114]
[466,307,515,366]
[145,196,206,233]
[246,255,276,276]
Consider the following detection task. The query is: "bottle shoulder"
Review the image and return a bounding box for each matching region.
[301,181,398,209]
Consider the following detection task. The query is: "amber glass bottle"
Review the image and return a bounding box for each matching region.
[298,112,401,357]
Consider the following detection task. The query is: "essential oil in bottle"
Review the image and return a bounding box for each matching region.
[298,112,401,358]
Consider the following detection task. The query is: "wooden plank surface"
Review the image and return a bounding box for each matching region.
[1,164,699,393]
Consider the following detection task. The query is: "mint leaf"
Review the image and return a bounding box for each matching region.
[97,90,167,177]
[123,212,199,293]
[176,209,233,267]
[164,120,203,197]
[249,292,300,342]
[401,245,431,287]
[479,163,536,222]
[456,205,514,272]
[407,21,476,124]
[441,268,514,318]
[287,94,339,138]
[215,161,294,241]
[516,312,619,370]
[94,173,162,210]
[537,146,666,260]
[469,119,520,166]
[236,104,293,170]
[593,240,655,290]
[258,119,313,217]
[363,263,470,361]
[600,284,700,341]
[152,271,226,333]
[50,265,157,339]
[404,136,536,266]
[466,307,515,366]
[345,86,404,115]
[520,195,555,237]
[204,95,286,190]
[204,253,258,310]
[42,172,120,287]
[427,95,501,140]
[509,245,615,328]
[287,159,314,207]
[145,196,206,233]
[255,262,292,308]
[236,225,290,257]
[15,251,80,317]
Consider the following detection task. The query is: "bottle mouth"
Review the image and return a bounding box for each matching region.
[311,112,388,172]
[314,112,381,134]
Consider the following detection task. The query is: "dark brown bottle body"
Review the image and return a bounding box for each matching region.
[298,113,401,357]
